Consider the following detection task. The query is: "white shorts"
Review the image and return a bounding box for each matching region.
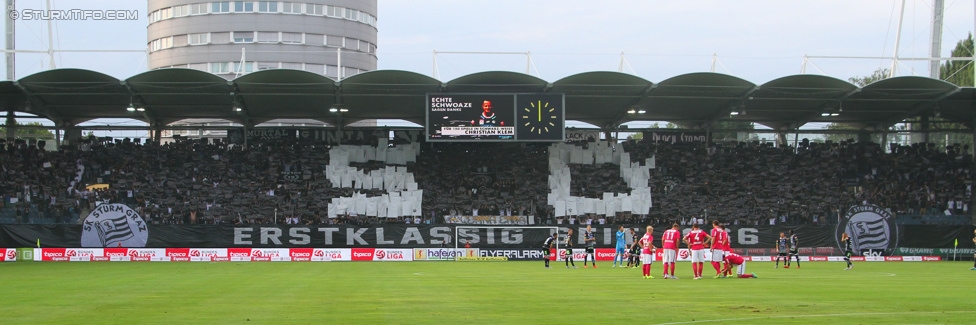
[691,249,705,263]
[662,249,677,263]
[641,253,655,264]
[710,249,725,262]
[736,262,746,275]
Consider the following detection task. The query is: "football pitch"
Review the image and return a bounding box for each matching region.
[1,261,973,324]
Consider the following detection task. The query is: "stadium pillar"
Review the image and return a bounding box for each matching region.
[881,132,888,152]
[857,131,871,143]
[920,115,930,143]
[62,127,81,145]
[4,114,13,140]
[705,128,712,147]
[776,132,787,147]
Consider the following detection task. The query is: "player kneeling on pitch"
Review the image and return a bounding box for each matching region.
[720,252,757,278]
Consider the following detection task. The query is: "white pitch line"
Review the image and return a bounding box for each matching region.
[653,311,975,325]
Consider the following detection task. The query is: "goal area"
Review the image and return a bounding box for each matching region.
[454,226,560,261]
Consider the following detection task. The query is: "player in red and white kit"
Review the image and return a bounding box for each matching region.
[639,226,656,279]
[721,252,757,278]
[682,223,711,280]
[660,223,681,279]
[708,220,729,278]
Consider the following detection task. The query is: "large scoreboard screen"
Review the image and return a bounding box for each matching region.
[426,93,564,142]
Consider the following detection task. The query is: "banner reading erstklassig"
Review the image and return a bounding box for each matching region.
[1,224,972,251]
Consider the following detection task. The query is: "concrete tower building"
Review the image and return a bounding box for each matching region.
[146,0,377,80]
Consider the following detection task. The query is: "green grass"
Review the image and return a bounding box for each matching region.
[1,261,974,324]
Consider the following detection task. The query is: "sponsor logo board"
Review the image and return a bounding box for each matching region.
[413,248,479,261]
[351,248,374,261]
[594,248,616,261]
[312,249,350,261]
[373,249,412,261]
[40,248,67,261]
[289,248,313,261]
[479,248,549,261]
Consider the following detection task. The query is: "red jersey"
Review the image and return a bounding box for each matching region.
[723,229,732,251]
[662,229,680,250]
[724,252,744,265]
[710,227,729,251]
[640,234,654,254]
[684,229,707,250]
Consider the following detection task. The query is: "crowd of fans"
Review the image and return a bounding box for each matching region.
[0,134,971,226]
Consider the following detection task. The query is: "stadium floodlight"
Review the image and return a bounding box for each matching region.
[731,111,740,116]
[329,108,339,112]
[821,112,831,117]
[339,108,349,113]
[637,110,646,114]
[126,106,136,112]
[627,109,637,114]
[136,107,145,112]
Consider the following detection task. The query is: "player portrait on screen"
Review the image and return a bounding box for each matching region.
[472,100,504,127]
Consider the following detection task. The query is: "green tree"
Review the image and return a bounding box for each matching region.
[940,33,974,87]
[711,120,753,141]
[825,68,892,142]
[848,68,890,87]
[0,121,55,139]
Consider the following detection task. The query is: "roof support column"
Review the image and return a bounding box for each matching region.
[243,122,250,149]
[920,115,930,144]
[62,126,81,146]
[5,113,14,140]
[54,127,61,148]
[705,127,712,148]
[881,131,888,153]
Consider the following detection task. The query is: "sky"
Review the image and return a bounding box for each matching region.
[1,0,974,132]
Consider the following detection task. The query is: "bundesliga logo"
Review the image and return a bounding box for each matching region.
[837,205,898,256]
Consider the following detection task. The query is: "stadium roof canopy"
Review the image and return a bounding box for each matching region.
[1,68,973,131]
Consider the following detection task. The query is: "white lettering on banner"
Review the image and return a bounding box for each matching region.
[260,227,283,245]
[738,228,758,245]
[289,228,311,245]
[375,228,394,245]
[400,227,424,245]
[234,228,252,245]
[440,127,515,136]
[565,130,599,142]
[501,229,522,245]
[649,131,707,143]
[347,228,368,245]
[319,228,339,245]
[429,227,451,245]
